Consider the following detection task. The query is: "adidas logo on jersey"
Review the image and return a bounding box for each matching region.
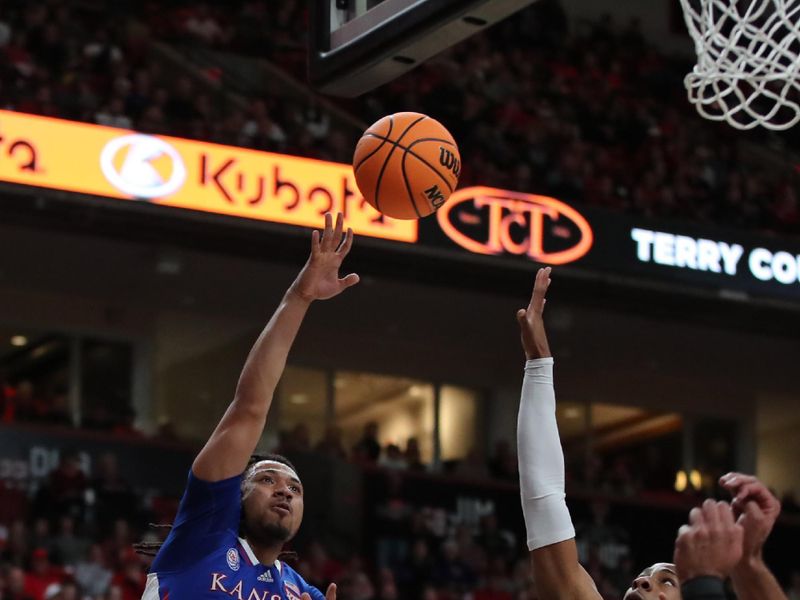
[257,572,273,583]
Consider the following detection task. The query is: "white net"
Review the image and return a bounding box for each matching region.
[680,0,800,130]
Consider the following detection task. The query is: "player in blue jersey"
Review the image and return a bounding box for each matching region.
[142,212,359,600]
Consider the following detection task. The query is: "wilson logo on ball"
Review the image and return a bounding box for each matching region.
[439,148,460,178]
[436,186,594,265]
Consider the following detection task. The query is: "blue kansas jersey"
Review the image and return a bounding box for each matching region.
[143,471,324,600]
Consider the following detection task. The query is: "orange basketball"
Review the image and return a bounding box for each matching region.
[353,112,461,220]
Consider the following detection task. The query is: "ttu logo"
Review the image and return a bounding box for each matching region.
[437,186,593,264]
[100,134,186,198]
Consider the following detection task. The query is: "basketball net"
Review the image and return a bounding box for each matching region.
[679,0,800,130]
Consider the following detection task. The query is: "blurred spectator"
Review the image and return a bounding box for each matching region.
[90,454,137,532]
[575,501,632,591]
[95,98,132,129]
[379,445,406,471]
[396,539,435,599]
[314,426,348,461]
[111,408,143,438]
[36,451,87,522]
[73,544,113,599]
[375,472,413,569]
[488,441,517,481]
[787,570,800,600]
[110,549,146,600]
[353,421,381,464]
[0,379,17,422]
[2,520,29,567]
[451,449,490,480]
[182,4,226,46]
[29,519,51,557]
[49,516,89,567]
[24,549,62,600]
[303,542,343,591]
[6,565,34,600]
[476,515,515,564]
[433,539,476,595]
[404,438,426,472]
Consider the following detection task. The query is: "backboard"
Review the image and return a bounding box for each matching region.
[309,0,538,97]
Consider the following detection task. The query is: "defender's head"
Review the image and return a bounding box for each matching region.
[623,563,680,600]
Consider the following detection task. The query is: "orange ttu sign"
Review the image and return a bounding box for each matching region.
[0,110,417,242]
[437,186,593,264]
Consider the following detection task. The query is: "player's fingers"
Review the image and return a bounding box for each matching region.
[702,498,720,527]
[311,230,321,254]
[321,212,334,251]
[338,227,354,256]
[300,594,312,600]
[516,308,527,325]
[733,482,774,507]
[688,506,703,526]
[716,500,735,527]
[326,583,337,600]
[741,498,766,523]
[720,472,757,483]
[534,267,551,290]
[333,212,344,247]
[340,273,360,289]
[676,523,693,544]
[719,473,758,492]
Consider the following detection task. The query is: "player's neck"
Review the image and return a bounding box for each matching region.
[245,537,283,566]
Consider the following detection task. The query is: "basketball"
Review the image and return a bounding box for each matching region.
[352,112,461,220]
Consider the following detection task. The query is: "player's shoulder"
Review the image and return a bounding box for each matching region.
[279,562,321,599]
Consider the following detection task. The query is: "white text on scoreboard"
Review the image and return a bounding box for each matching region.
[631,228,800,285]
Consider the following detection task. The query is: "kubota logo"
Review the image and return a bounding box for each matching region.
[437,186,593,264]
[100,134,186,199]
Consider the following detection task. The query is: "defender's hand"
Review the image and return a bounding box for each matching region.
[291,213,359,302]
[516,267,552,360]
[674,499,744,582]
[719,472,781,562]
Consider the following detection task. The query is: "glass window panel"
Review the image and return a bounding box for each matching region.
[81,338,133,431]
[556,401,589,470]
[439,385,479,462]
[334,371,434,465]
[0,327,71,426]
[693,417,738,491]
[589,403,683,494]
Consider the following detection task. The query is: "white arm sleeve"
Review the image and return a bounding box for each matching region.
[517,357,576,551]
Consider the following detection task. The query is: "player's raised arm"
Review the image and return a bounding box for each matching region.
[193,213,359,482]
[516,268,601,600]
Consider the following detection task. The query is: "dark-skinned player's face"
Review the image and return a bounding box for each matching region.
[623,563,681,600]
[241,464,304,545]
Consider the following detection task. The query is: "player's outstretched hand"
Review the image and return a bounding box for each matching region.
[302,583,336,600]
[674,499,744,582]
[291,213,359,302]
[719,472,781,562]
[516,267,552,360]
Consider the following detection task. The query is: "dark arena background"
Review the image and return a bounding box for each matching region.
[0,1,799,599]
